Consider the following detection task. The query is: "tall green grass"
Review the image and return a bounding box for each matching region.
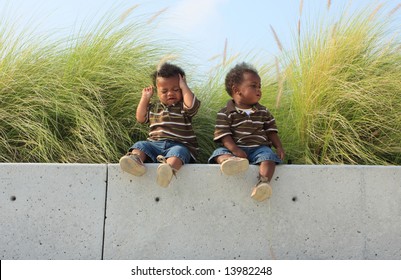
[271,4,401,164]
[1,7,172,163]
[1,3,401,165]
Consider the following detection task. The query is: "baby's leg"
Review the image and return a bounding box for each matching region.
[250,160,276,202]
[130,148,147,163]
[163,143,191,171]
[166,156,183,171]
[156,143,189,187]
[119,149,147,176]
[259,160,276,182]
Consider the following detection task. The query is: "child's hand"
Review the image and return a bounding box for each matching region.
[276,147,285,161]
[142,86,154,99]
[232,147,247,159]
[179,74,188,90]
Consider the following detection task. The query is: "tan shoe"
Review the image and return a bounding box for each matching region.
[156,163,174,187]
[119,153,146,176]
[156,155,175,187]
[220,157,249,175]
[251,181,273,202]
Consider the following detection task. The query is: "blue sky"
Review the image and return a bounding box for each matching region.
[3,0,400,69]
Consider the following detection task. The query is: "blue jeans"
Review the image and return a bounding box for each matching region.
[130,140,191,164]
[208,145,282,164]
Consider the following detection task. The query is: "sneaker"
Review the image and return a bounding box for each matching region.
[220,157,249,175]
[119,153,146,176]
[156,163,174,187]
[156,155,174,187]
[251,181,273,202]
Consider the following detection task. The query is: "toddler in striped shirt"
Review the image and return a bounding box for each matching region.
[120,63,200,187]
[208,63,285,202]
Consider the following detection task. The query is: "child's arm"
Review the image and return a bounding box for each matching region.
[267,132,285,161]
[179,74,195,109]
[221,135,248,158]
[136,86,153,123]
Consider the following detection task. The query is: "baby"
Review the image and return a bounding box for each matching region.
[120,63,200,187]
[209,63,285,201]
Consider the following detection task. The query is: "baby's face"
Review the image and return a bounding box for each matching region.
[156,76,182,106]
[233,72,262,109]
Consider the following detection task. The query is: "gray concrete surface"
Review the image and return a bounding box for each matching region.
[0,163,107,259]
[104,164,401,260]
[1,163,400,259]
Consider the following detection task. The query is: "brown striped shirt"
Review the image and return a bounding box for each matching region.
[145,97,201,158]
[213,100,278,147]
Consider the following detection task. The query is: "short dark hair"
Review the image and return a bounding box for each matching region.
[151,63,185,86]
[225,62,258,96]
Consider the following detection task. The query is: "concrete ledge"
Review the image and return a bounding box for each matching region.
[0,163,107,260]
[1,163,401,259]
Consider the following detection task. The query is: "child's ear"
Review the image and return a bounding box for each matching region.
[232,85,240,96]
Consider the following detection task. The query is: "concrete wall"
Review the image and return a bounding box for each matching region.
[0,163,107,260]
[1,163,401,260]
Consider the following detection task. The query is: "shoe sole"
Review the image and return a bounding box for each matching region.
[220,158,249,175]
[251,182,272,202]
[157,163,173,187]
[119,156,146,176]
